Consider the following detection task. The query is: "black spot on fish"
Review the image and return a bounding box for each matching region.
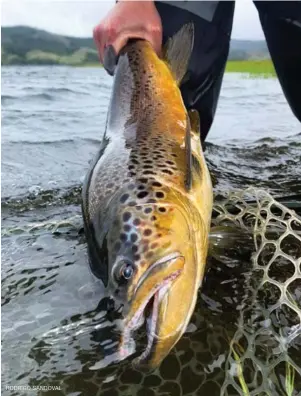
[162,169,173,175]
[123,212,131,222]
[144,229,152,237]
[138,178,148,184]
[143,170,155,175]
[120,194,129,203]
[137,191,148,199]
[131,234,138,243]
[120,233,127,242]
[132,244,138,253]
[152,181,162,188]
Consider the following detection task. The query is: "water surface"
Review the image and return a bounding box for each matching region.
[2,66,301,396]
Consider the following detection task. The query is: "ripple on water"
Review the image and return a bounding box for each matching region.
[1,67,301,395]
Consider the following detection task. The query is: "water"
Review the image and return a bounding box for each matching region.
[2,66,301,396]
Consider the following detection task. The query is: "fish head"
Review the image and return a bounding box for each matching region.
[100,188,201,369]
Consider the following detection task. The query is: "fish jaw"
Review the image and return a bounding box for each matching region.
[132,280,181,370]
[133,259,201,370]
[123,233,204,370]
[118,253,185,364]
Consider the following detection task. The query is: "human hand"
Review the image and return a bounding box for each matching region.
[93,0,162,74]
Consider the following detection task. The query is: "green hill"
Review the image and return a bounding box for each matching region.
[1,26,270,66]
[1,26,99,65]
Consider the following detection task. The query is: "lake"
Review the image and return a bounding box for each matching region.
[2,66,301,396]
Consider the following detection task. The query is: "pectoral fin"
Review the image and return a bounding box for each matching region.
[188,109,200,136]
[185,114,192,191]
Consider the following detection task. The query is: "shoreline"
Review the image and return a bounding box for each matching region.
[2,60,276,77]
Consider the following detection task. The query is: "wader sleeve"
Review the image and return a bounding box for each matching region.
[155,1,235,142]
[254,1,301,123]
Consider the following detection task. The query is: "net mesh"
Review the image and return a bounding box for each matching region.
[2,187,301,395]
[212,187,301,395]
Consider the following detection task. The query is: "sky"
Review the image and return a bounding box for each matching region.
[1,0,265,40]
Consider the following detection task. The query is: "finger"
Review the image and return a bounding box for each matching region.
[151,26,163,58]
[111,32,132,57]
[143,30,162,57]
[142,20,163,57]
[93,24,105,64]
[112,26,159,56]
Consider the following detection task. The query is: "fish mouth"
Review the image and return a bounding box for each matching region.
[119,252,183,364]
[134,270,181,365]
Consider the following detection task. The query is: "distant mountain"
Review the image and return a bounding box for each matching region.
[1,26,98,65]
[1,26,270,66]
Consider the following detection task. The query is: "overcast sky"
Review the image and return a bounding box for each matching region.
[2,0,265,40]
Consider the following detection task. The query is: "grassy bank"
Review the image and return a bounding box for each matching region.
[2,50,277,78]
[225,60,276,77]
[78,59,277,74]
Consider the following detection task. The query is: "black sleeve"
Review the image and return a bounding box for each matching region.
[155,1,235,142]
[254,1,301,123]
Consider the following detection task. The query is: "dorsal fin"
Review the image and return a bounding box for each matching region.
[185,114,192,191]
[188,109,200,135]
[163,23,194,85]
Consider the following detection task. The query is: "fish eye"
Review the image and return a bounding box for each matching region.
[120,263,134,280]
[114,259,135,284]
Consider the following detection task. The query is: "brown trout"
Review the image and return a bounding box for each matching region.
[82,23,213,369]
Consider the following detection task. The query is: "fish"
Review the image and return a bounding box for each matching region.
[81,23,213,369]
